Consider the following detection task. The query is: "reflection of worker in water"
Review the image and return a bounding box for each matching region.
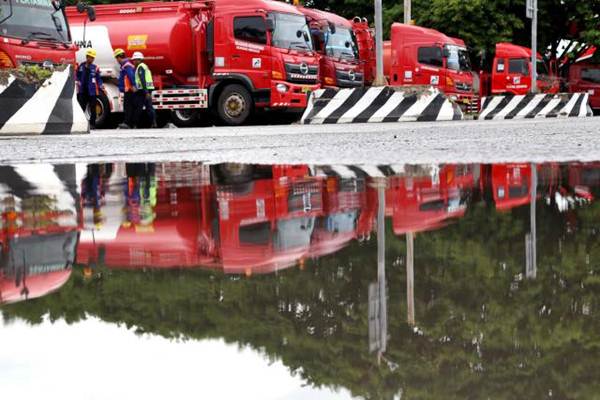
[82,164,113,227]
[123,168,157,227]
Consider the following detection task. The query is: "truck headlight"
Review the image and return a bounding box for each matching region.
[276,83,289,94]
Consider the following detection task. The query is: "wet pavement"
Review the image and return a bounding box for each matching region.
[1,161,600,399]
[2,118,600,165]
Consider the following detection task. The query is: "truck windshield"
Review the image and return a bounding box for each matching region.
[269,12,313,52]
[0,0,69,43]
[326,27,358,60]
[536,60,548,76]
[445,45,471,72]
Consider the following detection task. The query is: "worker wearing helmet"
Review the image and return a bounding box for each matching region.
[76,48,105,129]
[131,51,157,128]
[114,48,137,129]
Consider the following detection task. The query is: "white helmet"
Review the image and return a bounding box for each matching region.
[132,51,145,60]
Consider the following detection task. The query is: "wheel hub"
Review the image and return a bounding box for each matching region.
[225,93,246,118]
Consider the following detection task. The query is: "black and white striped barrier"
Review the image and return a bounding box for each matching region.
[301,87,463,125]
[0,66,88,135]
[479,92,593,120]
[313,164,410,179]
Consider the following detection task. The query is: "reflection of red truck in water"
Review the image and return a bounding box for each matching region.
[308,172,371,259]
[483,163,533,211]
[77,163,216,269]
[386,165,475,235]
[0,0,80,69]
[67,0,320,128]
[383,23,477,109]
[0,164,80,305]
[77,163,324,276]
[299,7,363,88]
[213,165,323,275]
[565,163,600,203]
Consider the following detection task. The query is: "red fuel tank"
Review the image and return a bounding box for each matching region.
[67,2,199,82]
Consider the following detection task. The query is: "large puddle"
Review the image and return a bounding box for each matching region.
[1,162,599,398]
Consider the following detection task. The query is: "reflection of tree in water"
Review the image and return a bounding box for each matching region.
[3,200,600,399]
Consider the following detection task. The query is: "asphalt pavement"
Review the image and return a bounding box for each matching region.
[1,118,600,165]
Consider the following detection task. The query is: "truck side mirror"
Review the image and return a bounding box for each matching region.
[87,6,96,22]
[328,22,336,35]
[266,19,275,33]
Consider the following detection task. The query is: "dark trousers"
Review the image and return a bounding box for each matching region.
[77,93,97,127]
[134,90,156,128]
[123,92,136,128]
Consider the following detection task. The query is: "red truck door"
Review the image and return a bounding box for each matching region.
[507,58,531,94]
[492,57,531,95]
[219,14,272,95]
[415,45,444,87]
[569,64,600,110]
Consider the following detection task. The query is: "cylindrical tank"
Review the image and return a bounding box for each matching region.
[383,40,392,78]
[67,3,196,81]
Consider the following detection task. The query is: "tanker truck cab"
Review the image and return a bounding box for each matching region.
[0,0,78,69]
[385,23,475,110]
[298,7,362,88]
[210,0,320,125]
[486,43,559,95]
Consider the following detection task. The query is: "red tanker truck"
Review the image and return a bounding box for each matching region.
[480,42,560,96]
[67,0,320,128]
[0,0,86,70]
[298,6,363,88]
[383,23,477,110]
[564,61,600,112]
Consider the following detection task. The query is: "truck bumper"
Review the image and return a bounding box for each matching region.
[447,92,478,114]
[269,81,320,109]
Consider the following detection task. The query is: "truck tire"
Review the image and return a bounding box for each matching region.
[170,109,199,127]
[217,163,255,185]
[217,84,253,126]
[91,93,111,129]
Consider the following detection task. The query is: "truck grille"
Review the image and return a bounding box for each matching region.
[335,70,364,88]
[455,82,472,92]
[285,63,318,84]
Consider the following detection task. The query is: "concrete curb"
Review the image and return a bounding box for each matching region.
[0,66,89,135]
[479,92,593,120]
[301,87,463,125]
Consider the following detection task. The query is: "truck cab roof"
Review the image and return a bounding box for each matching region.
[298,6,353,29]
[390,23,456,46]
[496,42,542,60]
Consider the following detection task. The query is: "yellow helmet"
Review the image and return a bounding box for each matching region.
[85,49,97,58]
[113,48,126,58]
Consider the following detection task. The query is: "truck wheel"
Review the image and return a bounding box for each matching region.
[91,93,111,129]
[170,109,198,127]
[217,163,254,185]
[217,84,253,126]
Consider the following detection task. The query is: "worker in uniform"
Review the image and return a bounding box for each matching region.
[113,48,137,129]
[131,52,157,128]
[76,49,105,129]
